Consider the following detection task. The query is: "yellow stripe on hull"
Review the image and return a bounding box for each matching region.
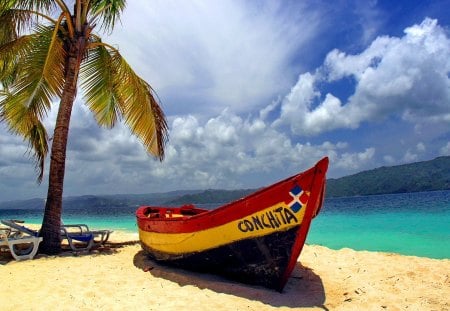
[139,200,307,255]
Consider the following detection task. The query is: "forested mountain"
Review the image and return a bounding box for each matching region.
[1,156,448,209]
[166,156,450,202]
[326,156,449,197]
[0,190,202,210]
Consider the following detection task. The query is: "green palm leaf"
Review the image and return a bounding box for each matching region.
[0,4,58,43]
[0,35,32,87]
[90,0,126,31]
[81,42,168,159]
[26,117,49,183]
[81,42,120,128]
[0,24,66,181]
[4,24,65,121]
[0,90,48,182]
[1,1,56,13]
[0,9,29,49]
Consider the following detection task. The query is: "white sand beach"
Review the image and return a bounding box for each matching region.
[1,231,449,310]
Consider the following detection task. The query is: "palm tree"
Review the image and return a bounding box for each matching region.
[0,1,168,254]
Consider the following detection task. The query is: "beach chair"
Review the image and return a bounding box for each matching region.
[0,220,43,260]
[61,223,113,246]
[91,228,113,245]
[1,219,96,253]
[60,224,95,251]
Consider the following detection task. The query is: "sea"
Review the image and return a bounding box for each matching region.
[1,190,449,260]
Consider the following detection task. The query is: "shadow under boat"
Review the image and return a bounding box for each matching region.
[133,250,327,310]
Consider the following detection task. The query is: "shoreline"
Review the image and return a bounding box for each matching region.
[18,223,450,260]
[1,230,449,310]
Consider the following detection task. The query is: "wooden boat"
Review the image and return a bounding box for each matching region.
[136,157,328,291]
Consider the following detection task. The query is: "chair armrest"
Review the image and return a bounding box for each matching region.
[61,226,85,237]
[62,224,90,234]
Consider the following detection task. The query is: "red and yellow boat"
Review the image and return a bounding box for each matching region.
[136,157,328,291]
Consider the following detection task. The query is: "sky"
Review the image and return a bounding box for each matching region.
[1,0,450,202]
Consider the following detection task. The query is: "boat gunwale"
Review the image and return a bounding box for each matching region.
[136,157,328,234]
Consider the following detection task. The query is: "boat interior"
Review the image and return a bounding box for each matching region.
[143,205,207,219]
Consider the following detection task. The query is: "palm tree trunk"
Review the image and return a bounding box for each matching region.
[39,37,85,254]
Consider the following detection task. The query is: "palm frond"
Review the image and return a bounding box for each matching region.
[0,23,65,180]
[81,43,168,159]
[0,2,59,41]
[0,90,48,182]
[27,118,49,183]
[6,25,66,120]
[0,8,33,44]
[90,0,126,32]
[0,35,34,85]
[112,50,168,159]
[0,0,15,12]
[81,42,119,128]
[0,59,18,88]
[2,1,57,13]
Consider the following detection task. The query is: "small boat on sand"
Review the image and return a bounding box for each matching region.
[136,157,328,291]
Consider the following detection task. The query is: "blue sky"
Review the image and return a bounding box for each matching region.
[1,0,449,202]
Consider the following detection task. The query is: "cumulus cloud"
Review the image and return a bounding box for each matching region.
[335,148,376,170]
[416,142,426,153]
[7,105,374,199]
[138,111,374,191]
[402,150,419,163]
[440,142,450,156]
[275,18,450,136]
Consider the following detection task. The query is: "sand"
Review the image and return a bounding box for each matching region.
[1,231,449,311]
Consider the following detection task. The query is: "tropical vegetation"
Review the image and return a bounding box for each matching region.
[326,156,450,197]
[0,0,168,254]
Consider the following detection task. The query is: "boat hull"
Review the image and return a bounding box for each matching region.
[136,157,328,291]
[141,227,300,289]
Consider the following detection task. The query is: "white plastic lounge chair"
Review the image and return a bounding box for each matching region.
[2,219,96,253]
[1,219,38,237]
[0,220,42,260]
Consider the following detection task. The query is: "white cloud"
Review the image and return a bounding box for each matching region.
[352,0,385,45]
[402,150,419,163]
[440,142,450,156]
[275,18,450,136]
[130,111,377,191]
[108,0,322,117]
[416,142,426,153]
[334,148,376,170]
[34,106,376,197]
[383,155,396,165]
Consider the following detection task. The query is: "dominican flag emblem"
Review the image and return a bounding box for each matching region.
[288,185,310,213]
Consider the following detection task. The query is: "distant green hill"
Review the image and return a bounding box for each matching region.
[0,190,203,210]
[326,156,450,197]
[168,156,450,202]
[1,156,449,209]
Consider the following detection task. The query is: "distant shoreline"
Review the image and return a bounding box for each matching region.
[1,156,449,206]
[2,188,449,209]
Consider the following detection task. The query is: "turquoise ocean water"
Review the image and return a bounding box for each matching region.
[1,190,449,259]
